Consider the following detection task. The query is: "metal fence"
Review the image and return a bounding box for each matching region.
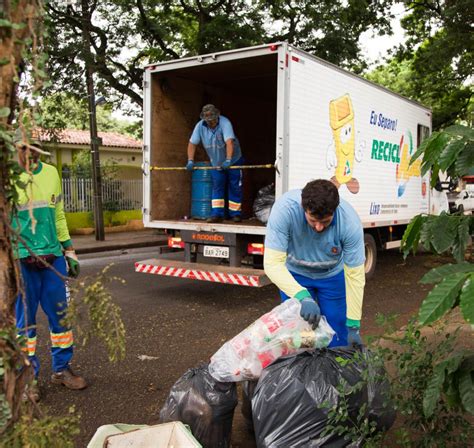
[62,178,142,213]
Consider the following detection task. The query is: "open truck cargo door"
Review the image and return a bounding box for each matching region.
[142,43,282,232]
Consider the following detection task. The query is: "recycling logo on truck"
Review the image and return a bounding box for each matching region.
[370,130,421,197]
[395,131,421,197]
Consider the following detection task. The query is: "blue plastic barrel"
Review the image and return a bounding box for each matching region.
[191,161,212,219]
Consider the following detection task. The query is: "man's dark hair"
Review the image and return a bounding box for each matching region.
[301,179,340,218]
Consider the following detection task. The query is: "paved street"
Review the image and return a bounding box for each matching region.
[34,247,434,447]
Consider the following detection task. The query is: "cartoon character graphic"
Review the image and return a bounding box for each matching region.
[326,94,364,194]
[396,130,421,197]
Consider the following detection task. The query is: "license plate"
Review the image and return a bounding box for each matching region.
[203,245,229,258]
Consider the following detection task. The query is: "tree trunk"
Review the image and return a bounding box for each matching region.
[0,0,40,432]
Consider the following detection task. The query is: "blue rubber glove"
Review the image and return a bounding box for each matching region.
[347,326,363,347]
[221,159,232,170]
[300,298,321,329]
[186,160,194,171]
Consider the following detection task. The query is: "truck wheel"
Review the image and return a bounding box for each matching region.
[364,233,377,280]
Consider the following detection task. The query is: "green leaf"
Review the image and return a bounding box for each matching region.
[458,356,474,415]
[455,142,474,177]
[429,165,440,188]
[460,273,474,325]
[0,19,26,30]
[423,354,463,417]
[0,107,11,118]
[443,354,466,374]
[11,23,26,30]
[444,124,474,140]
[444,372,461,407]
[438,139,466,172]
[0,19,13,27]
[401,214,425,259]
[430,213,457,253]
[420,262,474,284]
[419,215,436,251]
[37,69,48,78]
[422,132,450,166]
[0,129,13,143]
[418,272,469,325]
[452,218,471,262]
[423,371,444,418]
[410,131,438,165]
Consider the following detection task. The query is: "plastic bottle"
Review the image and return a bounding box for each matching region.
[256,347,280,369]
[230,334,251,358]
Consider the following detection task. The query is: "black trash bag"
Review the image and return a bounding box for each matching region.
[364,350,397,434]
[253,184,275,224]
[160,363,238,448]
[241,380,258,433]
[252,348,395,448]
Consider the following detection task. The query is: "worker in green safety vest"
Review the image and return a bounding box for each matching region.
[11,136,87,402]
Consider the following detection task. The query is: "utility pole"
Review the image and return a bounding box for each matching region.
[80,0,104,240]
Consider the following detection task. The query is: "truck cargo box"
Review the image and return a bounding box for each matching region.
[139,42,432,283]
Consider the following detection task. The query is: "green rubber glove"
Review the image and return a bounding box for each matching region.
[65,250,80,278]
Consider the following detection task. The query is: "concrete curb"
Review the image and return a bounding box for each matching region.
[75,239,167,255]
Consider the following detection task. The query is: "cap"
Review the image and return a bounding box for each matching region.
[14,129,51,155]
[200,104,220,122]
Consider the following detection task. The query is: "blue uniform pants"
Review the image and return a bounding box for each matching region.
[210,157,244,218]
[15,256,73,377]
[280,270,348,347]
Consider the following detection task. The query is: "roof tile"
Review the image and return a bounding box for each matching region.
[39,129,142,150]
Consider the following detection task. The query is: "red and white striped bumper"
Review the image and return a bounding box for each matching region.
[135,259,270,287]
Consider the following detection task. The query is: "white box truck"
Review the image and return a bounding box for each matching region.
[136,42,432,286]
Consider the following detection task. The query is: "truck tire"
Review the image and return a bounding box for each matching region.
[364,233,377,280]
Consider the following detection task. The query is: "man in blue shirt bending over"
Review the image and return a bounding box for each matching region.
[264,179,366,348]
[186,104,244,223]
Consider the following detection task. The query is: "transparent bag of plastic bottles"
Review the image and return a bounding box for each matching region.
[208,298,335,382]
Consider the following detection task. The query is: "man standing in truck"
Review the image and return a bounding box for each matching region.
[186,104,244,223]
[263,179,366,347]
[12,137,87,401]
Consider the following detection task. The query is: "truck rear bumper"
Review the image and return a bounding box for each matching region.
[135,258,271,287]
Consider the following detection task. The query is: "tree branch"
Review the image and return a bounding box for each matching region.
[411,0,443,17]
[135,0,180,59]
[86,23,142,106]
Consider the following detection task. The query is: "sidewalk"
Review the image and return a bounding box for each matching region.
[73,229,168,255]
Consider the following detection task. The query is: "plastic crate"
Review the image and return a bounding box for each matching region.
[87,421,202,448]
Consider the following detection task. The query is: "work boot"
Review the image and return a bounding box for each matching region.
[51,368,87,390]
[232,215,242,223]
[207,216,222,223]
[23,380,40,403]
